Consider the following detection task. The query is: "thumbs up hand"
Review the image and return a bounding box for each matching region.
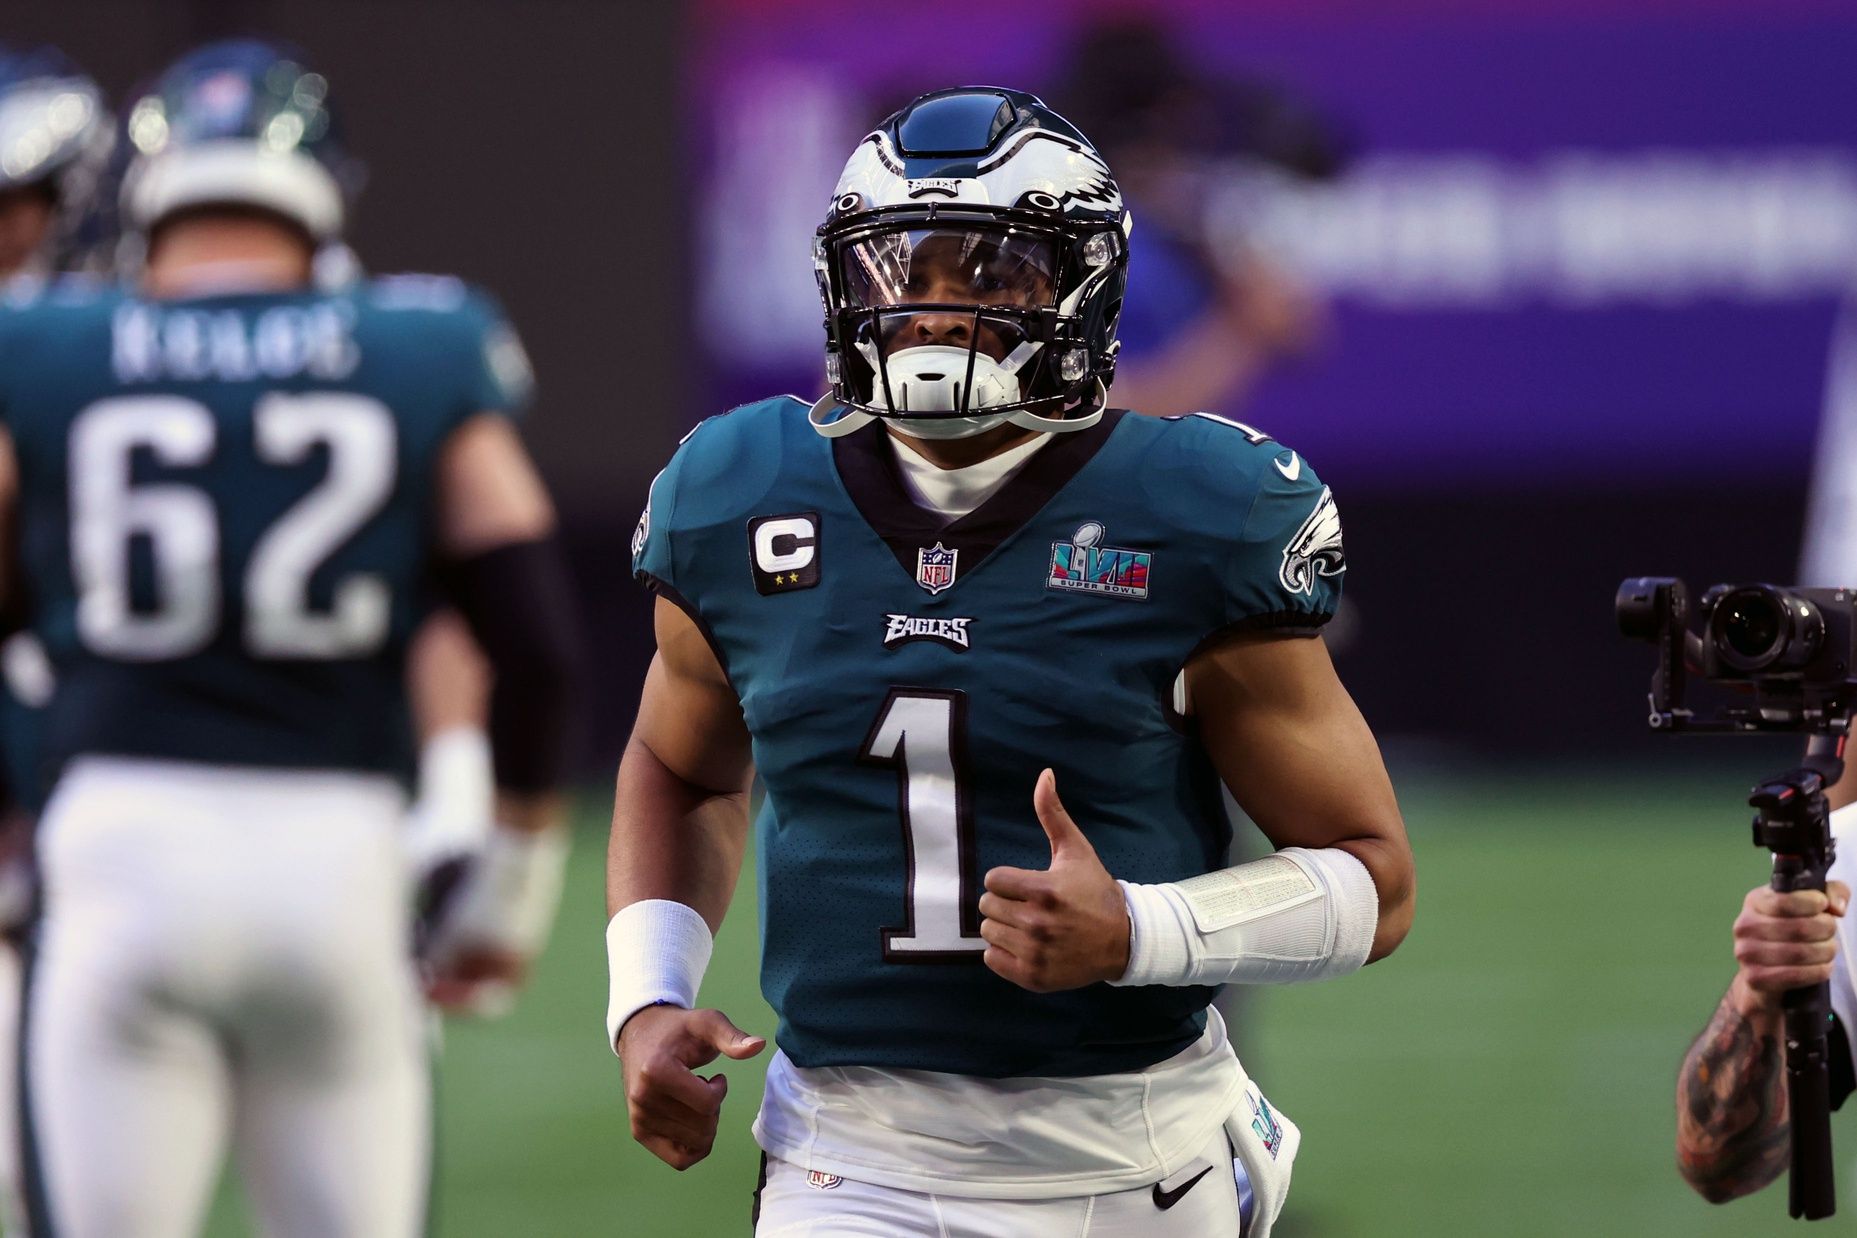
[979,769,1133,993]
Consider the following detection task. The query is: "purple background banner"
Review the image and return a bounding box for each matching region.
[692,1,1857,494]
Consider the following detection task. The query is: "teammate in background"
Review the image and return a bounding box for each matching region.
[0,40,116,834]
[0,45,116,283]
[0,34,505,989]
[607,88,1412,1235]
[0,40,581,1237]
[0,48,116,1235]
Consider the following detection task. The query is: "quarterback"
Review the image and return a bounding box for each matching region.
[0,41,581,1237]
[606,88,1414,1235]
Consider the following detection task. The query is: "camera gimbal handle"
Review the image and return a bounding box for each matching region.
[1750,739,1843,1222]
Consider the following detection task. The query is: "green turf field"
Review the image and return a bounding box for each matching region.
[204,764,1853,1236]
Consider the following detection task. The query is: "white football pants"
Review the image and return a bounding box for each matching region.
[19,758,430,1238]
[754,1128,1245,1237]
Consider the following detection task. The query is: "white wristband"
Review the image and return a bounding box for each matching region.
[1113,847,1378,988]
[605,899,714,1053]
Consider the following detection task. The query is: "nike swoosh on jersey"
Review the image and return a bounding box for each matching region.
[1151,1165,1214,1211]
[1274,452,1301,481]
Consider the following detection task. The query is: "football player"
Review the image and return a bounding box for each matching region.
[0,42,116,836]
[607,88,1414,1236]
[0,44,115,283]
[0,39,581,1237]
[0,46,116,1235]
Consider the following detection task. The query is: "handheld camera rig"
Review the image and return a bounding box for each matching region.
[1617,577,1854,1221]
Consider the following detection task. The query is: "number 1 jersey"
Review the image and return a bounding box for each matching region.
[634,397,1345,1079]
[0,276,531,793]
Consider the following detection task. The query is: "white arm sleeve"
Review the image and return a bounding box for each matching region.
[1111,847,1379,988]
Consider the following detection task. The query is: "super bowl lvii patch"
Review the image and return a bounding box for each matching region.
[1047,522,1150,600]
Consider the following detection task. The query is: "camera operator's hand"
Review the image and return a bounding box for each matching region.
[1678,878,1851,1203]
[1729,880,1850,1015]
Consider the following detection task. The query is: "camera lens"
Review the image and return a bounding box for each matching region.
[1721,594,1782,663]
[1708,585,1824,675]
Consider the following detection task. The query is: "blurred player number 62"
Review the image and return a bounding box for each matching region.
[70,391,395,660]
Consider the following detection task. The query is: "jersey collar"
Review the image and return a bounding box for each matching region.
[831,407,1127,585]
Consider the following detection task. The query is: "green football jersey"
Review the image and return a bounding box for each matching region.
[0,274,530,796]
[634,397,1345,1078]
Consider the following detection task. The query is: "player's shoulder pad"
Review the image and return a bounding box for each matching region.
[0,276,122,381]
[362,272,477,314]
[1129,409,1320,516]
[0,272,121,315]
[1134,409,1345,624]
[360,273,534,414]
[632,395,811,588]
[661,394,810,499]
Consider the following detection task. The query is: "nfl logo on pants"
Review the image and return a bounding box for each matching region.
[916,542,958,594]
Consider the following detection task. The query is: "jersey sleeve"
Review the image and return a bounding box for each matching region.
[631,447,685,595]
[1220,449,1344,634]
[456,289,534,419]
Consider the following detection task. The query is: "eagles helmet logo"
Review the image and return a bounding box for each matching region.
[630,501,649,560]
[1279,488,1345,597]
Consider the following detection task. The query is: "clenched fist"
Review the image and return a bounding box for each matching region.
[1729,880,1850,1016]
[617,1004,766,1170]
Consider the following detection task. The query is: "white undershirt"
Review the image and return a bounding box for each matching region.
[886,431,1052,521]
[754,1008,1248,1197]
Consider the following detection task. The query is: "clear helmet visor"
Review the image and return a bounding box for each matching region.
[840,226,1058,312]
[834,227,1062,423]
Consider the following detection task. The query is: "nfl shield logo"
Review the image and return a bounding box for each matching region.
[915,542,958,594]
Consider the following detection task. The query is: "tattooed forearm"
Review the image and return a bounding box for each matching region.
[1675,992,1790,1203]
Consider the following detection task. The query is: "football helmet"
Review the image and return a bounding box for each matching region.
[811,87,1130,440]
[0,45,115,275]
[121,39,361,242]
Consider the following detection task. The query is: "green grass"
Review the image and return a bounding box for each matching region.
[203,767,1852,1236]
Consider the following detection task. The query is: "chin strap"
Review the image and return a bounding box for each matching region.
[806,379,1107,441]
[808,394,876,438]
[1006,380,1106,435]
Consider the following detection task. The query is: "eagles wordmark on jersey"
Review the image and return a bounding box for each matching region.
[634,395,1343,1078]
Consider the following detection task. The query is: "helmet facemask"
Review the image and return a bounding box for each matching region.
[816,206,1125,439]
